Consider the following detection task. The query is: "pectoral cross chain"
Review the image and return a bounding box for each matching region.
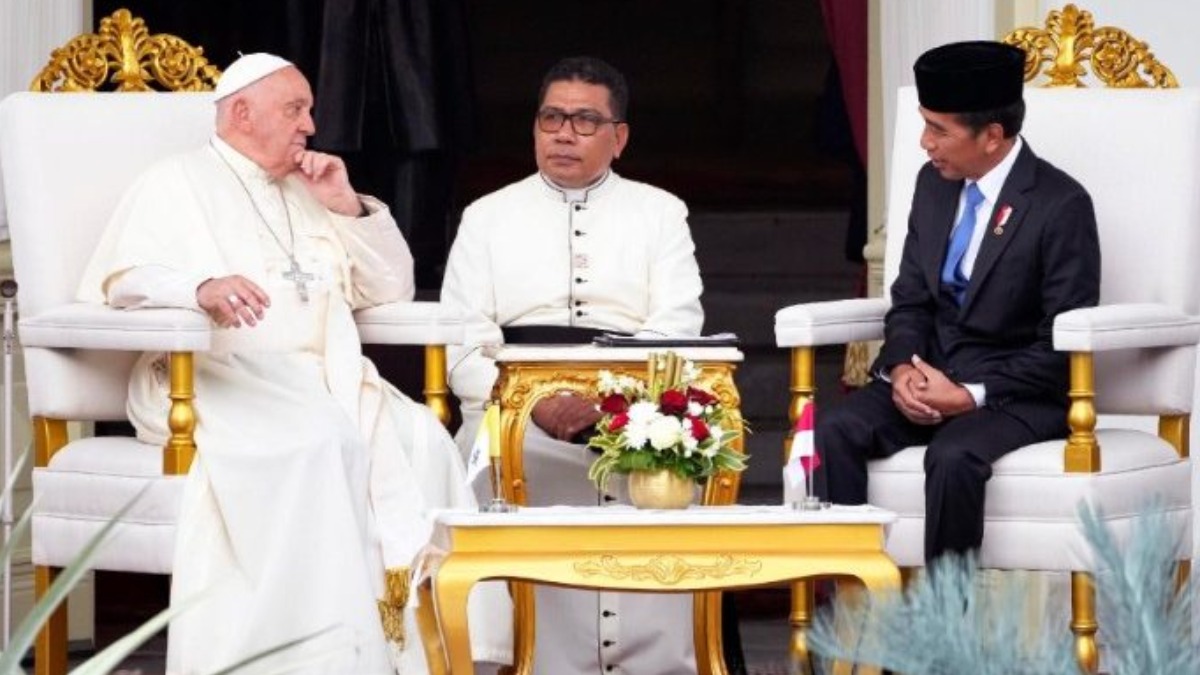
[283,258,315,302]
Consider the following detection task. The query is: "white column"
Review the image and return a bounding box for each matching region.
[868,0,995,297]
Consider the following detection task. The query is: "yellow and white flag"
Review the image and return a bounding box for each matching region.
[465,403,500,486]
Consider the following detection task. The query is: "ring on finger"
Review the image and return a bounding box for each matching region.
[227,293,240,305]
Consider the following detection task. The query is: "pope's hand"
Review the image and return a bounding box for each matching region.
[292,149,362,216]
[198,275,270,328]
[531,393,603,442]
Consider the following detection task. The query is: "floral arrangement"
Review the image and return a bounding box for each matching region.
[586,351,747,491]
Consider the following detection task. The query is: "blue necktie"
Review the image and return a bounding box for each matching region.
[940,182,984,305]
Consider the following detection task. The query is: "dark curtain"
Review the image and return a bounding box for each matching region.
[818,0,868,264]
[92,0,474,290]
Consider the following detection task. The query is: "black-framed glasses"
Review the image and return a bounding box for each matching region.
[536,108,622,136]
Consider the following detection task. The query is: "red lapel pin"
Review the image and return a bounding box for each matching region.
[993,204,1013,235]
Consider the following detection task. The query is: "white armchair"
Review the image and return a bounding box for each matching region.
[776,86,1200,669]
[0,92,463,675]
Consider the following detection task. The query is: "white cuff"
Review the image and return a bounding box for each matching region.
[962,382,986,408]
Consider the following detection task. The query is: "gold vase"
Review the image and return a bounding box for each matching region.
[627,469,696,509]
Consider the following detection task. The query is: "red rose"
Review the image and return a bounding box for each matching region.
[600,393,629,414]
[609,413,629,432]
[688,416,711,441]
[660,389,689,415]
[686,386,718,406]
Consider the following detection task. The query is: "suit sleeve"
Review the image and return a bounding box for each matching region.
[974,188,1100,401]
[876,170,937,374]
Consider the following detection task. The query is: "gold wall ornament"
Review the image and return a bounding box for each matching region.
[31,9,221,92]
[574,553,763,585]
[1003,3,1177,88]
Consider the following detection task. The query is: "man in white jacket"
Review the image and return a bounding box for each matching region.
[442,56,704,674]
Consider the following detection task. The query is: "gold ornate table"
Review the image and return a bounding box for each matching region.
[418,505,900,675]
[488,344,746,506]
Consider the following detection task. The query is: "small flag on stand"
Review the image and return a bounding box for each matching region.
[783,401,821,504]
[465,404,500,486]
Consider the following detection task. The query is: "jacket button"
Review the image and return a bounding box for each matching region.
[601,610,615,617]
[576,310,584,317]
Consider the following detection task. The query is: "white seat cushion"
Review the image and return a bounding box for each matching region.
[31,436,185,573]
[868,429,1192,569]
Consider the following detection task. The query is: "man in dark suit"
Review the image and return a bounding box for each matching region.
[816,41,1101,562]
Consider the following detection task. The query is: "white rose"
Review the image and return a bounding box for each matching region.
[687,401,705,417]
[627,401,660,426]
[624,422,649,450]
[648,415,683,451]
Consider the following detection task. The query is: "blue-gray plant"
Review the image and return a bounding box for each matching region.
[808,500,1196,674]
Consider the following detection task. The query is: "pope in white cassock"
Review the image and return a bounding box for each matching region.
[442,56,705,675]
[76,54,509,674]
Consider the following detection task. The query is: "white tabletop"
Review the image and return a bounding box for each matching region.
[432,504,895,528]
[488,343,744,363]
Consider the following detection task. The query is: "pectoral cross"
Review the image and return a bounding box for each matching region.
[283,258,315,302]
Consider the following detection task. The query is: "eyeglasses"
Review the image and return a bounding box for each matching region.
[536,108,622,136]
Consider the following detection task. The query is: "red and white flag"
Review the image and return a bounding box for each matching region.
[784,401,821,502]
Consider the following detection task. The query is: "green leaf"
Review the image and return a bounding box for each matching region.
[0,484,151,674]
[69,595,202,675]
[206,624,349,675]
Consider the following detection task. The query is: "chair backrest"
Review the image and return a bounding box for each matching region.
[884,86,1200,415]
[0,92,215,419]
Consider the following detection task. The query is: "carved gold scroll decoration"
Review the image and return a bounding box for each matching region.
[1003,4,1177,89]
[574,554,763,586]
[32,9,221,92]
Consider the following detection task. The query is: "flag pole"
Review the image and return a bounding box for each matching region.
[1,279,17,647]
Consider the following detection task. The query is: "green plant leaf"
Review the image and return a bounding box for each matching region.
[0,449,36,572]
[69,594,202,675]
[0,484,150,674]
[206,624,349,675]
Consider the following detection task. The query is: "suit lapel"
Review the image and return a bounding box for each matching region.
[922,176,964,293]
[961,143,1037,313]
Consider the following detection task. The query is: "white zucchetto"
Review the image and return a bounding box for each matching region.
[213,52,295,101]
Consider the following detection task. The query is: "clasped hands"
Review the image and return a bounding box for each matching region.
[531,393,603,442]
[890,355,976,425]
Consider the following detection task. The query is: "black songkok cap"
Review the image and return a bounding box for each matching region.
[914,41,1025,113]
